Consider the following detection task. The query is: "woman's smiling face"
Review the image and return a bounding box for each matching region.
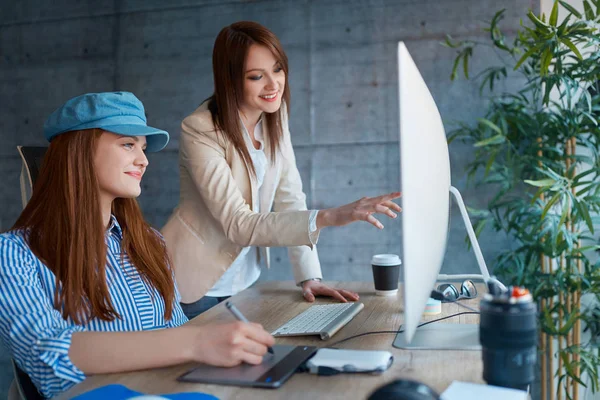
[94,131,148,203]
[240,44,286,121]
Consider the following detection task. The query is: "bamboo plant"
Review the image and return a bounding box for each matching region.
[443,2,600,399]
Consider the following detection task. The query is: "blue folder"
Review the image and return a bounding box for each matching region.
[72,384,218,399]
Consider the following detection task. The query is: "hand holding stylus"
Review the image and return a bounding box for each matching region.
[226,301,274,354]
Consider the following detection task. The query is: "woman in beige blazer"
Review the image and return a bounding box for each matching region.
[162,21,401,319]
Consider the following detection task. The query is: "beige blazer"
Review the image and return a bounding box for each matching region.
[161,102,322,303]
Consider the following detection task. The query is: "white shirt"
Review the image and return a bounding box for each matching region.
[207,118,320,297]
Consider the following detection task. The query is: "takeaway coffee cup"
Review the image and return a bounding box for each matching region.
[371,254,402,296]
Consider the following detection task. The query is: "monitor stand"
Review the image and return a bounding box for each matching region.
[393,186,495,351]
[393,323,481,350]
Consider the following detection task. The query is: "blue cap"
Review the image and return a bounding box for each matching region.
[44,92,169,152]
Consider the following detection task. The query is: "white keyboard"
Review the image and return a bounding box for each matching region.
[272,302,364,340]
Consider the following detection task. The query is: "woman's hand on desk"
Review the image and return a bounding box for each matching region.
[317,192,402,230]
[301,280,360,303]
[183,321,274,367]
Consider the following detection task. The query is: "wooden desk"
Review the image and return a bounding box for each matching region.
[58,282,483,399]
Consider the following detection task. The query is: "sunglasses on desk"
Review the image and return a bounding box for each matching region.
[436,280,478,302]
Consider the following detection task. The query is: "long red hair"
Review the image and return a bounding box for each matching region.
[12,129,175,324]
[208,21,291,176]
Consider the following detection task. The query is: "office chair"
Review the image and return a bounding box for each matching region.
[10,146,47,400]
[10,360,42,400]
[16,146,47,209]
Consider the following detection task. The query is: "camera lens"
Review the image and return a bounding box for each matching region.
[479,294,537,390]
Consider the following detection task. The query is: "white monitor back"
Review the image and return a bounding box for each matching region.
[398,42,451,343]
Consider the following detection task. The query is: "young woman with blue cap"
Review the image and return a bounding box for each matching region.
[162,22,402,319]
[0,92,274,399]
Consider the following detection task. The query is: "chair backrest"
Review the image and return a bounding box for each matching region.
[17,146,48,209]
[13,146,47,400]
[11,360,43,400]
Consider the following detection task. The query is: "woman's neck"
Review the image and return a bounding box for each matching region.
[99,195,114,230]
[239,109,263,150]
[239,108,262,129]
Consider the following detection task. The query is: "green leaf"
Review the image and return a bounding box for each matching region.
[474,134,505,147]
[542,309,558,334]
[573,168,599,182]
[574,245,600,253]
[579,353,598,381]
[557,14,572,35]
[584,0,595,19]
[543,77,554,104]
[550,0,560,26]
[514,46,539,70]
[559,311,579,335]
[528,11,550,29]
[447,130,465,144]
[585,195,600,205]
[560,38,583,60]
[491,9,506,28]
[572,372,587,386]
[541,48,553,75]
[477,118,503,134]
[560,351,571,369]
[558,195,569,227]
[559,0,583,18]
[581,205,594,234]
[484,151,497,176]
[442,34,460,49]
[573,197,594,234]
[463,52,470,79]
[524,178,557,187]
[474,219,488,237]
[577,184,594,197]
[542,192,562,219]
[450,54,461,81]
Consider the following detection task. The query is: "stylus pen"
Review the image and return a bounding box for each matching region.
[225,301,274,354]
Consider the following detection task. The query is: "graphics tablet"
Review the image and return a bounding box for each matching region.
[178,345,316,388]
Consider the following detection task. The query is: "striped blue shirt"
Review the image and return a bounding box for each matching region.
[0,216,188,398]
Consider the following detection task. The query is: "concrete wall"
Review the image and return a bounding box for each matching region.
[0,0,537,396]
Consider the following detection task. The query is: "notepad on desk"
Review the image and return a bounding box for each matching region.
[441,381,528,400]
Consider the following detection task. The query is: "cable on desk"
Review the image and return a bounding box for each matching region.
[326,311,480,349]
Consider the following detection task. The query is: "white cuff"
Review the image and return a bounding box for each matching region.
[308,210,320,246]
[298,277,322,288]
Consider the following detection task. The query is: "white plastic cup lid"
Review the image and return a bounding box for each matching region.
[371,254,402,266]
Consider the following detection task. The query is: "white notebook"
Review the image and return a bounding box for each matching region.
[442,381,528,400]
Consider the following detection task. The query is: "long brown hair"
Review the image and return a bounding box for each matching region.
[12,129,175,324]
[208,21,291,176]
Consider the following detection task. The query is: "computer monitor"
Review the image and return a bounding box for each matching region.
[397,41,451,344]
[394,42,502,350]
